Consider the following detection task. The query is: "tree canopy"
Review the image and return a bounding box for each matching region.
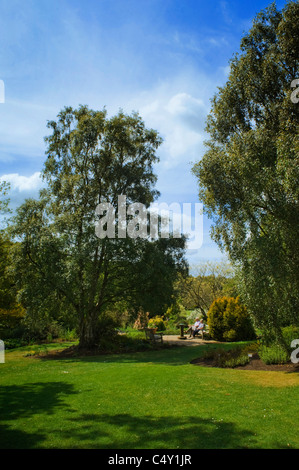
[174,261,236,318]
[192,1,299,343]
[12,106,186,348]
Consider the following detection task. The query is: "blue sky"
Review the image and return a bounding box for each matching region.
[0,0,287,267]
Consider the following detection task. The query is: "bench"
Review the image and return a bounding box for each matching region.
[186,324,209,340]
[142,328,163,343]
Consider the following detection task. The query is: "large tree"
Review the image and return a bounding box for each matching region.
[12,106,186,348]
[0,181,10,217]
[0,181,16,310]
[192,1,299,344]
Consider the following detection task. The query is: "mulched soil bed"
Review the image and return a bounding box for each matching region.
[190,353,299,372]
[38,345,96,359]
[37,342,175,359]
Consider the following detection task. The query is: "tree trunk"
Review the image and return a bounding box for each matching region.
[78,312,99,350]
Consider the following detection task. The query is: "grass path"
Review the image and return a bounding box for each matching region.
[1,342,299,449]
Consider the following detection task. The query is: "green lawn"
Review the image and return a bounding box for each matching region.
[1,341,299,449]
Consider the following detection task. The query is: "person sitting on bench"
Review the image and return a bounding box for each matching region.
[191,318,204,338]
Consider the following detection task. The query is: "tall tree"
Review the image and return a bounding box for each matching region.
[0,181,16,310]
[192,1,299,344]
[12,106,186,348]
[0,181,10,210]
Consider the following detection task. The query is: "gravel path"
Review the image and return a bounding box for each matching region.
[162,335,219,346]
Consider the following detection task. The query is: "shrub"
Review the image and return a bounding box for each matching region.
[282,325,299,352]
[62,328,78,341]
[202,346,250,368]
[148,315,167,331]
[207,296,256,342]
[0,306,26,333]
[258,344,289,364]
[241,342,260,355]
[3,338,28,350]
[165,301,186,323]
[256,325,299,365]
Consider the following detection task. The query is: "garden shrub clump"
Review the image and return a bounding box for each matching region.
[207,296,256,342]
[0,306,26,340]
[148,315,167,331]
[258,344,289,365]
[202,346,250,368]
[258,325,299,364]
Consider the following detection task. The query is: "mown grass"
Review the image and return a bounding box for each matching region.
[1,341,299,449]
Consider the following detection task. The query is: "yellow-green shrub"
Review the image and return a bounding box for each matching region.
[148,315,166,331]
[207,296,256,342]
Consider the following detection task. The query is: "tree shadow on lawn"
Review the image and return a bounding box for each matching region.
[39,344,208,367]
[0,383,292,449]
[0,381,78,449]
[58,412,257,449]
[0,382,257,449]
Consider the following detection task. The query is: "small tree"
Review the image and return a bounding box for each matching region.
[208,296,256,342]
[174,261,236,317]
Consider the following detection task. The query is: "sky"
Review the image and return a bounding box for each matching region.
[0,0,287,267]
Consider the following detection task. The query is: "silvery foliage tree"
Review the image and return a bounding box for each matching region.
[192,1,299,346]
[12,106,186,348]
[0,181,17,311]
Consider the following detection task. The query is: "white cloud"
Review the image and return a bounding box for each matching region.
[0,99,58,163]
[0,172,45,213]
[0,171,43,192]
[129,79,210,169]
[165,92,206,131]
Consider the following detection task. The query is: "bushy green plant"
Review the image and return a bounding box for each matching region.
[207,296,256,342]
[148,315,167,331]
[241,342,259,355]
[62,328,78,341]
[165,301,187,322]
[202,346,250,368]
[163,324,181,335]
[0,306,26,337]
[3,338,28,350]
[256,325,299,365]
[258,344,289,364]
[282,325,299,352]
